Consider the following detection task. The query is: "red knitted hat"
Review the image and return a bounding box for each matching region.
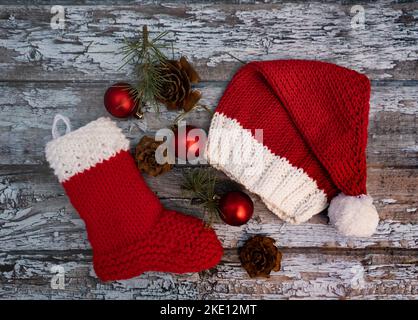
[205,60,379,237]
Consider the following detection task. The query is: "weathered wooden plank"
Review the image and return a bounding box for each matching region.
[0,82,417,166]
[0,250,417,299]
[1,165,417,221]
[203,250,418,300]
[1,165,417,251]
[0,2,417,81]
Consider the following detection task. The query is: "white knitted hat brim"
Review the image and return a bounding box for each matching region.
[205,112,328,224]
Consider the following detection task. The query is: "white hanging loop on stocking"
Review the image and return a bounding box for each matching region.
[52,114,72,139]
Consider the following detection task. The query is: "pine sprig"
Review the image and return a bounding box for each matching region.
[120,25,172,113]
[181,168,220,225]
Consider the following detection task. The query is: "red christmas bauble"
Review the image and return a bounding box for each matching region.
[104,82,137,118]
[218,191,254,226]
[174,125,204,161]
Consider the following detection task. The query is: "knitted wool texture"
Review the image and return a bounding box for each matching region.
[205,60,379,237]
[46,117,223,281]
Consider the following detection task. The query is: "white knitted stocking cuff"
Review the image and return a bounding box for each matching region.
[45,117,130,183]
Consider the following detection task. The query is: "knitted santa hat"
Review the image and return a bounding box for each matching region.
[205,60,379,237]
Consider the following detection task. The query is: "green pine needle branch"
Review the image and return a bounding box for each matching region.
[120,25,173,112]
[181,168,220,225]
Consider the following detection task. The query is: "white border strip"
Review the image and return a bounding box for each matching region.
[205,112,328,224]
[45,117,129,182]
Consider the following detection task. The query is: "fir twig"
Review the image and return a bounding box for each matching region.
[181,168,220,225]
[120,25,173,112]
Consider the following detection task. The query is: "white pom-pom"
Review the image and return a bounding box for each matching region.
[328,193,379,237]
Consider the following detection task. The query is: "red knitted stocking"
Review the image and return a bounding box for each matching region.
[46,116,223,281]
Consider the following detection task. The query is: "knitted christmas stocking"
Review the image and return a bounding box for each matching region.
[45,115,223,281]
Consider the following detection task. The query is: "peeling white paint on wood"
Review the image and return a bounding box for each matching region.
[0,2,417,81]
[0,82,417,166]
[0,164,417,254]
[0,251,416,299]
[381,198,398,204]
[0,178,417,252]
[1,165,416,213]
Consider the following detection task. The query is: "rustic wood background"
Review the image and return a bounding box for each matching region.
[0,0,417,299]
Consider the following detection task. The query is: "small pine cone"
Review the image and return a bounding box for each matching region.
[135,136,173,177]
[156,56,202,112]
[239,236,282,278]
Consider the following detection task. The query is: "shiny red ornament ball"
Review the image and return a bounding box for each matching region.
[218,191,254,226]
[174,125,204,161]
[104,82,137,118]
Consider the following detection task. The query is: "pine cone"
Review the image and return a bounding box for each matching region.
[156,56,202,112]
[239,236,282,278]
[135,136,173,177]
